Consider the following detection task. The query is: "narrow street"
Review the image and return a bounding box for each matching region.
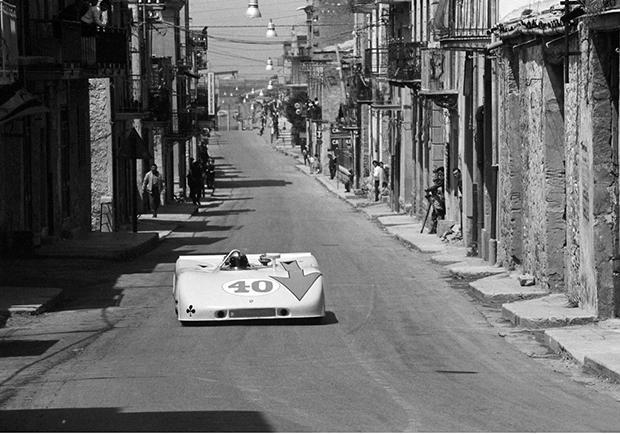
[1,131,620,431]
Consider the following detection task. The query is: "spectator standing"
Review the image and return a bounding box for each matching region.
[205,158,216,193]
[142,164,164,218]
[187,158,202,206]
[302,147,309,166]
[328,153,337,180]
[372,160,382,201]
[379,161,387,186]
[80,0,104,36]
[453,167,463,226]
[311,154,321,175]
[425,167,446,234]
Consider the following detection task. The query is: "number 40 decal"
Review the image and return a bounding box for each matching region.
[222,279,280,297]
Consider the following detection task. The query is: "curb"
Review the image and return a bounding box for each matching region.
[0,286,64,320]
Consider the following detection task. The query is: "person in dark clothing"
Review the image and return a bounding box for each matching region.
[425,167,445,234]
[205,158,216,193]
[328,153,338,180]
[187,158,203,206]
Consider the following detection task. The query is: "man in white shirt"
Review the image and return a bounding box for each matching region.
[372,160,382,201]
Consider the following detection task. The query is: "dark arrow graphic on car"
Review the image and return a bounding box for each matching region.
[270,261,321,301]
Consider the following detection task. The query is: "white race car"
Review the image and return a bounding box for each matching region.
[173,249,325,324]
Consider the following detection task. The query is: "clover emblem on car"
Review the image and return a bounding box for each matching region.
[186,305,196,316]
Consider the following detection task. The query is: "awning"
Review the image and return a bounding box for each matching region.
[0,84,49,125]
[119,128,150,159]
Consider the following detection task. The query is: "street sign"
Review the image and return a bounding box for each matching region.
[207,72,215,116]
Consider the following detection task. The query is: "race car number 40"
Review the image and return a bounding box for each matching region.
[222,279,280,297]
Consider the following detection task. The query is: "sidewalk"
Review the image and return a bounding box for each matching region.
[272,139,620,384]
[0,201,197,325]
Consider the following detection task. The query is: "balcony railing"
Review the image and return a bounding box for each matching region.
[433,0,491,48]
[387,41,422,82]
[115,77,150,119]
[364,47,388,77]
[148,87,171,123]
[26,20,127,72]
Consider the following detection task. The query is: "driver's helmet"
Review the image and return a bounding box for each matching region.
[228,253,249,269]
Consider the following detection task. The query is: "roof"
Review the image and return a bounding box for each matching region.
[493,0,569,39]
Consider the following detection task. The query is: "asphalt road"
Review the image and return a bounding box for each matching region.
[1,131,620,431]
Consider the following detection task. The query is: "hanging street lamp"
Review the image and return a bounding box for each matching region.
[246,0,261,18]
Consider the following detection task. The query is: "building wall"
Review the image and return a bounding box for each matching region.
[400,91,414,212]
[495,43,566,291]
[497,49,523,269]
[49,80,92,238]
[565,26,618,316]
[90,78,113,231]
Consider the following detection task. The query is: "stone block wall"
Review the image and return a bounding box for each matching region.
[497,49,523,269]
[89,78,113,231]
[497,43,566,291]
[565,26,618,317]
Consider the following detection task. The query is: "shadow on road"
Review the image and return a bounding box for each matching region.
[216,179,291,189]
[179,311,338,327]
[0,408,276,432]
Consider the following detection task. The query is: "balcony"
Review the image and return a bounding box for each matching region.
[364,47,388,77]
[350,0,376,13]
[387,41,422,85]
[178,111,197,136]
[147,86,171,124]
[433,0,491,51]
[22,20,127,79]
[115,77,150,120]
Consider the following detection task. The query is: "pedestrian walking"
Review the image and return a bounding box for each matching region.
[302,147,309,166]
[142,164,164,218]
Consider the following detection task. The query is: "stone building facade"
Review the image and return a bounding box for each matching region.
[494,2,620,318]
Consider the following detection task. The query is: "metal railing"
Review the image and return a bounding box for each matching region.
[364,47,388,77]
[387,41,422,82]
[116,76,147,116]
[148,86,171,122]
[434,0,490,40]
[27,19,127,69]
